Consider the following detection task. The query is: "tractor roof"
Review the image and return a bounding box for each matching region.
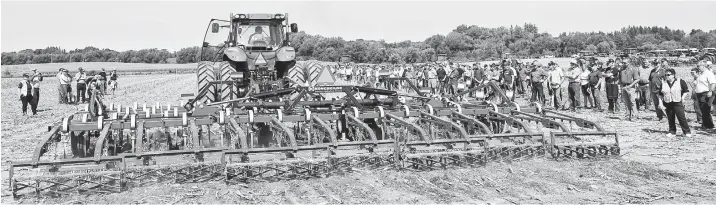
[233,13,286,20]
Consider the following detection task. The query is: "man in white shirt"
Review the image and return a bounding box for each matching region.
[548,64,564,109]
[74,67,88,103]
[694,61,716,129]
[19,73,35,115]
[56,68,72,104]
[30,69,43,111]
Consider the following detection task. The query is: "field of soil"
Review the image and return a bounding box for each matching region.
[1,62,716,203]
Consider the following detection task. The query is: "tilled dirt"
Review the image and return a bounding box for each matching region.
[2,73,715,204]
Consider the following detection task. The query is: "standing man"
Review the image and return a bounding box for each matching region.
[19,73,36,115]
[109,69,118,95]
[530,63,548,105]
[99,68,107,95]
[57,68,72,104]
[694,61,715,129]
[500,64,517,100]
[517,64,529,96]
[448,64,465,95]
[470,63,485,97]
[604,60,621,113]
[578,62,593,109]
[427,66,438,94]
[74,67,88,103]
[620,61,640,121]
[30,69,43,112]
[548,63,564,110]
[587,64,604,111]
[436,65,447,94]
[565,60,582,111]
[636,61,654,111]
[649,59,668,121]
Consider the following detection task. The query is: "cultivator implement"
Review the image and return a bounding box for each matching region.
[9,82,619,198]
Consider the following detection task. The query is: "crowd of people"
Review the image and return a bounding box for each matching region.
[331,58,716,137]
[16,59,715,137]
[17,67,119,116]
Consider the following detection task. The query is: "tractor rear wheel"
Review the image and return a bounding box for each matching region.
[288,61,324,86]
[287,62,308,85]
[218,61,238,101]
[197,61,217,104]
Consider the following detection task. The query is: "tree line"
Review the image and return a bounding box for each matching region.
[3,25,716,65]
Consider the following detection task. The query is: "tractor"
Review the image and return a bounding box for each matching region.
[698,48,716,63]
[196,13,299,104]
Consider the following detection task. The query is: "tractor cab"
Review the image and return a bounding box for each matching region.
[195,13,300,104]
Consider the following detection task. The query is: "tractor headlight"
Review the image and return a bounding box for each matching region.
[224,47,247,62]
[276,47,296,61]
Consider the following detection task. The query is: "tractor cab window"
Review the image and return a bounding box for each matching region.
[235,22,283,47]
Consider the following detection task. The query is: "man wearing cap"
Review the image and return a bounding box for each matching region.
[74,67,88,103]
[470,64,485,97]
[619,61,640,121]
[694,61,715,129]
[56,68,72,104]
[649,59,668,121]
[565,60,582,111]
[604,60,621,113]
[30,69,43,111]
[530,63,548,105]
[587,63,604,111]
[500,64,517,100]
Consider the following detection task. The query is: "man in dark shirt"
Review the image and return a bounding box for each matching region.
[500,65,516,100]
[587,64,604,111]
[469,64,485,97]
[649,59,667,121]
[530,63,548,105]
[517,64,530,95]
[98,68,107,95]
[448,65,465,95]
[436,66,447,93]
[604,60,621,113]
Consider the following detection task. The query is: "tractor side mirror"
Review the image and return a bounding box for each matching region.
[290,23,298,33]
[237,28,242,34]
[211,23,219,33]
[202,42,210,47]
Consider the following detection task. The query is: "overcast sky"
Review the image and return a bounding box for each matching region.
[2,0,715,52]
